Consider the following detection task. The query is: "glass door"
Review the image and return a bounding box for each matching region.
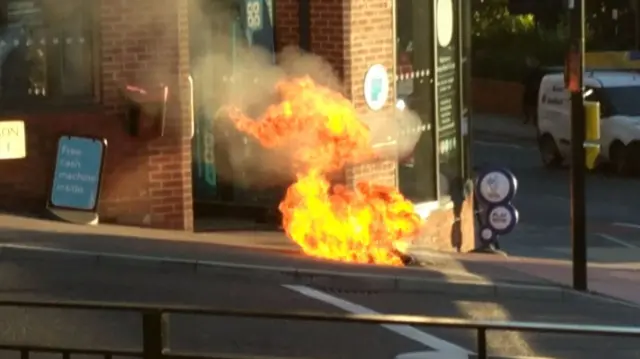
[190,0,276,204]
[396,0,438,203]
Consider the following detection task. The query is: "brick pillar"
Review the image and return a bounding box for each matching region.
[100,0,193,230]
[307,0,397,188]
[275,0,299,50]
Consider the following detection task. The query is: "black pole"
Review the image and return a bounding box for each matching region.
[569,0,587,291]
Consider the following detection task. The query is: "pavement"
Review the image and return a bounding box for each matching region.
[0,213,575,297]
[472,113,537,143]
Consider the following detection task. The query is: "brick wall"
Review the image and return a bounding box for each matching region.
[274,0,299,50]
[308,0,347,80]
[472,78,524,117]
[0,0,193,230]
[308,0,398,189]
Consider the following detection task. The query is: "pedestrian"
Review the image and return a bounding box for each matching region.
[522,56,543,126]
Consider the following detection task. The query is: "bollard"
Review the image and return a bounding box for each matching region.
[584,101,601,170]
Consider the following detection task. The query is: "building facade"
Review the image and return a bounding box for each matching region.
[0,0,475,252]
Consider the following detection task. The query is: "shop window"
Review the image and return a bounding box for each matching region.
[0,0,95,105]
[396,0,468,203]
[396,0,438,203]
[434,0,463,201]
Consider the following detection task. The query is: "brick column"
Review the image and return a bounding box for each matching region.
[100,0,193,230]
[275,0,300,50]
[308,0,397,188]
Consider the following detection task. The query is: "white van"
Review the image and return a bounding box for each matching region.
[537,71,640,174]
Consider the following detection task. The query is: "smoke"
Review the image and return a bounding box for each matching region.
[189,0,423,190]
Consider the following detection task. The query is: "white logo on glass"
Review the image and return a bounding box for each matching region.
[436,0,454,47]
[246,1,262,31]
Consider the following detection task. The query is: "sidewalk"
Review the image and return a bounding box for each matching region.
[1,213,639,305]
[458,254,640,306]
[472,113,538,142]
[0,213,556,287]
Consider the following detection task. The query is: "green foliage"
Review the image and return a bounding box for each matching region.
[472,0,568,82]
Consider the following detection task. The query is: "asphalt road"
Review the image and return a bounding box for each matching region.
[473,134,640,260]
[0,260,423,359]
[1,259,639,359]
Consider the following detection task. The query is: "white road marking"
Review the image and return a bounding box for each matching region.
[597,233,638,249]
[613,222,640,230]
[283,284,471,358]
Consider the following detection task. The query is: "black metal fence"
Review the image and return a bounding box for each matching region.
[1,299,640,359]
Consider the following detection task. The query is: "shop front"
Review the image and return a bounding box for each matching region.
[395,0,474,251]
[0,0,474,251]
[187,0,475,251]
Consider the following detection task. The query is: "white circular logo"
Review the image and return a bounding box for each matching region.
[363,64,389,111]
[246,0,263,31]
[478,171,513,204]
[488,206,514,231]
[436,0,454,48]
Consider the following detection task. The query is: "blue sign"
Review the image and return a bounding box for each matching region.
[50,136,106,211]
[486,203,519,235]
[476,167,517,205]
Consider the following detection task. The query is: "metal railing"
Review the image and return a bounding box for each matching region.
[1,299,640,359]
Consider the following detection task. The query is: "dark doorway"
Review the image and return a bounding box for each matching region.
[189,0,279,224]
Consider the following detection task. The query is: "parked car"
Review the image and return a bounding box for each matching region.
[537,70,640,174]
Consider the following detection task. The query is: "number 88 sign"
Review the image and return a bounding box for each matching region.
[246,0,263,31]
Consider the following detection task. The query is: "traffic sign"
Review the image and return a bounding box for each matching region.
[486,203,519,235]
[476,168,517,205]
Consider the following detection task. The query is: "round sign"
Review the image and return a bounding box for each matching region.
[363,64,389,111]
[479,226,495,243]
[486,203,519,235]
[476,168,517,205]
[436,0,454,48]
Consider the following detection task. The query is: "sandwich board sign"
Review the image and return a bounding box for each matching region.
[47,135,107,225]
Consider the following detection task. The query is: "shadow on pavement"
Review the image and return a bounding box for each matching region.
[451,258,640,359]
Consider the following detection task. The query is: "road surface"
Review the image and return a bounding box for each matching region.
[473,134,640,261]
[0,258,639,359]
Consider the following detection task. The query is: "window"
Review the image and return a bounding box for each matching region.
[395,0,469,203]
[396,0,438,203]
[0,0,95,105]
[601,85,640,117]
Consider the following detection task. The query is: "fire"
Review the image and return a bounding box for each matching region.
[227,76,422,265]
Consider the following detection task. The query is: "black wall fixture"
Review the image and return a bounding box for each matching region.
[298,0,311,50]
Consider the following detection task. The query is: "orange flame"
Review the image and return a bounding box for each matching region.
[228,76,422,265]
